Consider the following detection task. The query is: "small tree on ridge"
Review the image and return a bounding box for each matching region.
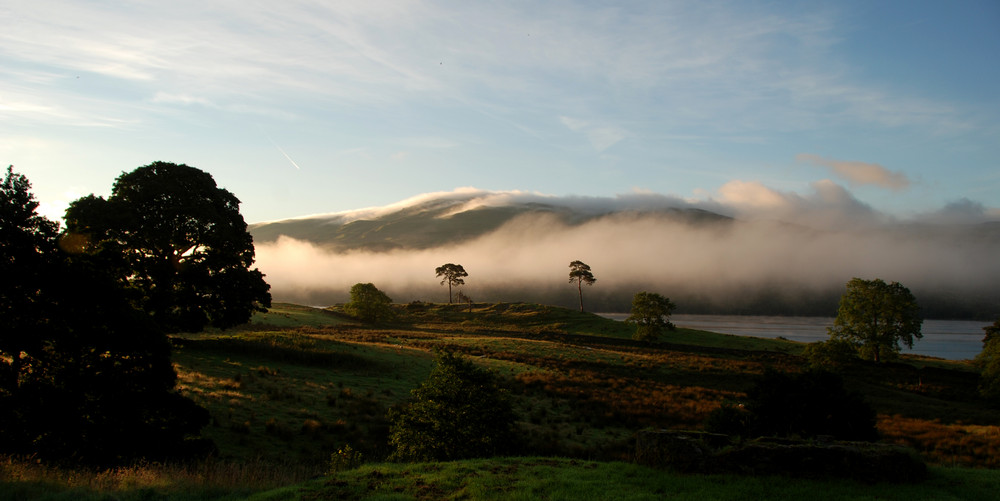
[568,260,596,312]
[435,263,468,303]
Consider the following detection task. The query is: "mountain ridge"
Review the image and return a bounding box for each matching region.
[249,195,733,252]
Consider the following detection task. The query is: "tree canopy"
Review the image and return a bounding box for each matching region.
[344,283,394,324]
[388,352,517,461]
[0,166,209,464]
[975,318,1000,399]
[625,291,676,342]
[828,278,922,363]
[0,166,59,391]
[435,263,468,304]
[568,260,596,312]
[64,161,271,332]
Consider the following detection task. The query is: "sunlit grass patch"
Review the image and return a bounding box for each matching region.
[878,415,1000,468]
[250,302,351,328]
[0,456,318,501]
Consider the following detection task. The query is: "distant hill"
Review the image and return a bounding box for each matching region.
[249,192,1000,320]
[250,194,732,252]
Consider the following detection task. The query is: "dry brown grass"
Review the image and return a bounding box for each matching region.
[878,414,1000,468]
[0,455,317,495]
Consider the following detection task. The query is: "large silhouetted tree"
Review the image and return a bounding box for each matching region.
[0,166,59,392]
[828,278,922,363]
[64,161,271,332]
[0,166,210,464]
[435,263,467,303]
[568,260,596,312]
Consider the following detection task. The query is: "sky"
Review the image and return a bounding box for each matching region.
[3,0,999,225]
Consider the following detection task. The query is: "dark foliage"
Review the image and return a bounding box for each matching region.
[803,338,859,368]
[388,352,518,461]
[976,318,1000,400]
[344,283,395,324]
[625,291,676,342]
[64,161,270,332]
[0,166,60,392]
[828,278,922,363]
[0,166,211,465]
[706,369,878,442]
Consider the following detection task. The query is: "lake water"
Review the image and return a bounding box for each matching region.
[598,314,988,361]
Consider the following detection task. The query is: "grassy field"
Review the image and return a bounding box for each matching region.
[3,301,997,499]
[5,458,999,501]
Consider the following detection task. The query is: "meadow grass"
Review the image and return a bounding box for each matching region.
[5,457,998,501]
[0,456,314,501]
[171,302,995,467]
[248,458,1000,501]
[248,302,352,328]
[8,301,996,499]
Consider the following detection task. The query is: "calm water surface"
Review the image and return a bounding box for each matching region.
[599,314,987,361]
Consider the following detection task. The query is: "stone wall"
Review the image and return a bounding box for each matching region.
[635,430,926,483]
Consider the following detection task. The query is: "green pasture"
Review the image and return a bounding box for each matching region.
[5,459,996,501]
[4,301,994,500]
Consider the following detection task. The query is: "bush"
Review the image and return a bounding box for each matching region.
[703,402,751,437]
[329,444,364,472]
[705,369,878,442]
[344,283,395,324]
[388,352,518,461]
[803,338,858,368]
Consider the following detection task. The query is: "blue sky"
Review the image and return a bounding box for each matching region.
[3,0,998,224]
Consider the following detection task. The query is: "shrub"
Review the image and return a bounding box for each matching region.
[703,402,751,437]
[624,292,676,342]
[705,369,878,442]
[803,338,858,368]
[388,352,518,461]
[329,444,364,472]
[344,283,395,324]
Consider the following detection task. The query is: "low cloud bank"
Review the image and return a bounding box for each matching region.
[254,193,1000,318]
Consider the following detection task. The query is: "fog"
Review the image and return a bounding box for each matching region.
[253,185,1000,318]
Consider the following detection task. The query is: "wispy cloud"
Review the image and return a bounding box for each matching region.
[2,1,970,134]
[560,116,627,151]
[796,154,911,191]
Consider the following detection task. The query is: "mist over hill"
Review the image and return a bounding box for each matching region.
[250,189,1000,320]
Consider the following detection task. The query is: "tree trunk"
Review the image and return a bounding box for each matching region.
[10,350,22,392]
[578,280,584,312]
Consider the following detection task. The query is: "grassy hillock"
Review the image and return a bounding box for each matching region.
[3,302,997,500]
